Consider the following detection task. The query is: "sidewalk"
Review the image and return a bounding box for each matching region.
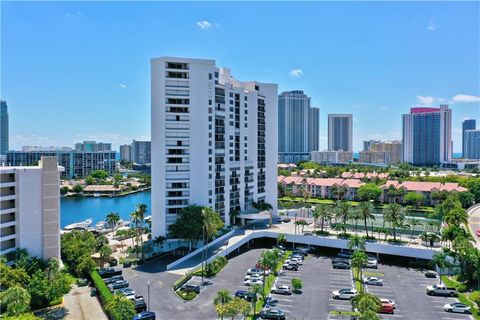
[64,284,108,320]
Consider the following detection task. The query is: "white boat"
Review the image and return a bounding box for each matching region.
[95,221,107,230]
[64,218,92,230]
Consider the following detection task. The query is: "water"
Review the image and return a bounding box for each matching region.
[60,190,151,228]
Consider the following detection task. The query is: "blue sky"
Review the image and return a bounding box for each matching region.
[2,1,479,152]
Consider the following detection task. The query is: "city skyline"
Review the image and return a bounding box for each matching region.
[2,2,479,152]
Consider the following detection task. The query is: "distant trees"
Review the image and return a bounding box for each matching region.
[357,184,382,202]
[357,202,375,238]
[404,192,425,208]
[72,184,83,193]
[383,203,405,241]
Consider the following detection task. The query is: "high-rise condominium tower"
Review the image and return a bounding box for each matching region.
[328,114,353,152]
[278,90,319,163]
[151,57,278,237]
[1,100,9,155]
[462,119,476,158]
[464,130,480,159]
[402,105,452,165]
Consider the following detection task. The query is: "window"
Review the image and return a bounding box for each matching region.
[209,73,212,80]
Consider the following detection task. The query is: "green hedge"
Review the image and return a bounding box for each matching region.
[90,271,113,306]
[193,256,228,278]
[173,272,193,291]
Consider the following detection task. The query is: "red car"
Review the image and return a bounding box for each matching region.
[476,228,480,237]
[379,302,395,314]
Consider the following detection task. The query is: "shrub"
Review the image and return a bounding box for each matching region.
[314,230,330,236]
[195,256,228,278]
[90,271,113,305]
[173,273,193,291]
[176,289,197,301]
[470,291,480,308]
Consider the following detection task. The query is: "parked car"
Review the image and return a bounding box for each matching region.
[424,270,438,278]
[244,279,263,286]
[332,261,350,269]
[114,288,135,298]
[108,280,129,291]
[363,276,383,286]
[108,257,118,267]
[133,311,156,320]
[290,254,304,260]
[337,250,354,259]
[282,263,298,271]
[443,302,471,314]
[332,288,357,300]
[271,285,292,295]
[244,274,263,281]
[98,267,122,278]
[277,245,286,251]
[104,275,124,284]
[134,298,147,313]
[379,302,395,314]
[282,217,291,223]
[285,258,303,265]
[259,309,286,320]
[247,268,269,275]
[294,248,308,256]
[380,298,396,309]
[181,284,200,294]
[235,290,255,302]
[366,259,378,269]
[426,284,458,297]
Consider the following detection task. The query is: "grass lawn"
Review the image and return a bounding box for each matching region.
[442,276,480,320]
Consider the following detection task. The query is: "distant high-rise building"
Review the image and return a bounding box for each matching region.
[278,90,319,163]
[462,119,476,158]
[120,144,133,162]
[151,57,277,237]
[363,140,381,152]
[402,105,452,165]
[328,114,353,152]
[360,140,403,164]
[0,156,61,262]
[311,150,353,164]
[75,141,111,152]
[132,140,151,164]
[1,100,9,155]
[464,130,480,159]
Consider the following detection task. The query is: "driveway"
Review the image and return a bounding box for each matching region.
[467,204,480,248]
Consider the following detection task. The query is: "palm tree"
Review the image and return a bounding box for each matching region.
[130,210,143,259]
[332,185,347,200]
[335,201,351,236]
[249,284,263,316]
[358,202,375,238]
[276,233,286,247]
[350,208,361,234]
[407,218,422,238]
[383,203,404,241]
[351,250,368,293]
[312,204,329,232]
[430,251,453,284]
[214,289,232,320]
[106,212,120,236]
[348,235,366,251]
[258,250,277,291]
[153,236,166,253]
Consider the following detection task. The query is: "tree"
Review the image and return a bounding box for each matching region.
[430,251,453,284]
[0,286,31,316]
[358,202,375,238]
[72,184,83,193]
[202,207,224,242]
[407,218,422,238]
[359,310,380,320]
[312,204,331,232]
[28,270,50,309]
[444,207,468,226]
[351,251,368,293]
[357,184,382,202]
[383,203,404,241]
[232,297,250,318]
[169,205,204,250]
[350,208,361,234]
[153,236,166,253]
[90,170,109,180]
[61,230,98,276]
[291,278,303,293]
[106,212,120,235]
[295,219,309,234]
[404,192,425,208]
[258,250,280,291]
[0,261,30,289]
[331,185,347,200]
[249,284,263,316]
[457,191,475,209]
[105,293,136,320]
[335,201,351,235]
[214,289,232,320]
[276,233,286,246]
[348,235,366,251]
[356,293,381,313]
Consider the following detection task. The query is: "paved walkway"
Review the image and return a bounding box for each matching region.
[467,204,480,249]
[63,284,108,320]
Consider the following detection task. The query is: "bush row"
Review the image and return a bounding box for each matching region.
[193,256,228,278]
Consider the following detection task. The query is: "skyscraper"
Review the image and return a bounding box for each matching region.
[151,57,277,237]
[328,114,353,152]
[464,130,480,159]
[402,105,452,165]
[278,90,319,163]
[74,141,112,152]
[120,144,133,162]
[132,140,151,164]
[1,100,9,155]
[462,119,476,158]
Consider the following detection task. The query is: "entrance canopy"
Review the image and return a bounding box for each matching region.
[239,209,271,220]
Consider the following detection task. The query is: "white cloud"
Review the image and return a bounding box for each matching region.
[416,95,444,105]
[196,20,220,29]
[119,83,127,89]
[427,21,437,31]
[289,69,303,78]
[451,94,480,103]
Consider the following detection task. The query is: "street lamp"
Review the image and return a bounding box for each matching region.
[147,281,151,311]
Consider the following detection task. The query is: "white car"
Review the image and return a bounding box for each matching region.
[363,276,383,286]
[244,274,263,281]
[366,259,378,269]
[271,285,292,295]
[380,298,396,309]
[247,268,270,276]
[285,258,303,265]
[332,288,357,300]
[443,302,471,314]
[244,278,263,286]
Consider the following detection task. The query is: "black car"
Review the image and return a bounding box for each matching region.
[108,280,129,291]
[181,284,200,294]
[134,298,147,313]
[282,217,291,223]
[332,261,351,269]
[108,257,118,267]
[235,290,255,302]
[259,309,286,320]
[98,267,122,278]
[133,311,156,320]
[104,275,124,285]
